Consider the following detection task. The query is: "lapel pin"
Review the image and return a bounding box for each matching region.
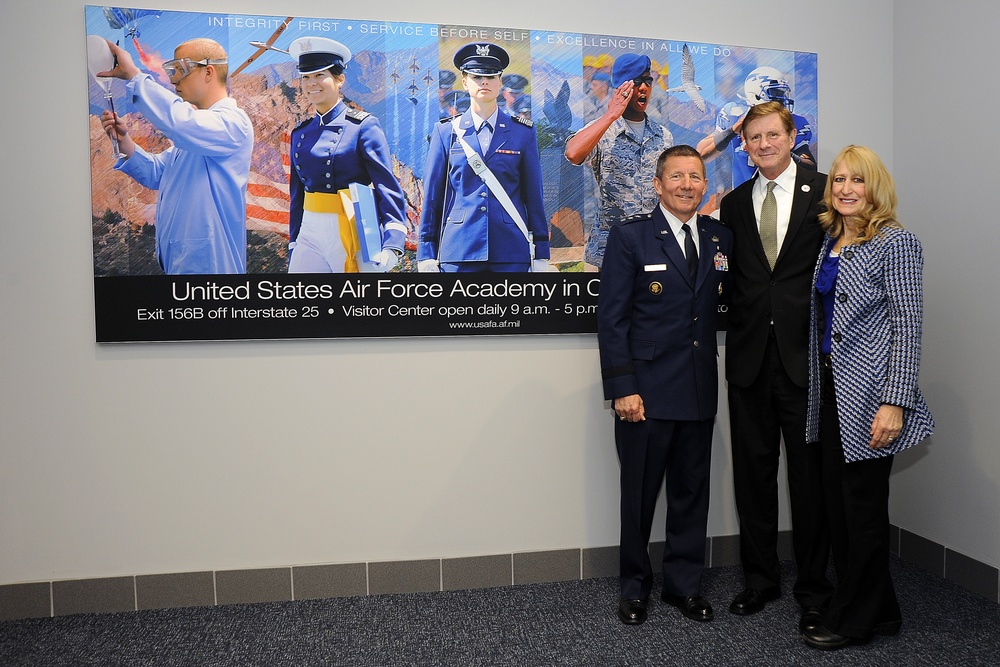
[801,184,811,192]
[711,235,719,242]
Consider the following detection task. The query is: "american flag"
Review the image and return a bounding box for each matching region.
[245,132,291,237]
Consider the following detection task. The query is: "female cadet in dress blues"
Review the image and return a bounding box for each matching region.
[802,145,934,650]
[286,37,407,273]
[417,43,550,272]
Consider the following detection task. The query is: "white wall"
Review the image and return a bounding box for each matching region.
[891,2,1000,567]
[5,0,956,587]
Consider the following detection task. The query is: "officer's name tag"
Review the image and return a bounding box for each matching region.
[644,264,667,272]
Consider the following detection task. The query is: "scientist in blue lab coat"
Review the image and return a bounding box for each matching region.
[417,42,551,273]
[598,145,733,626]
[286,37,407,273]
[100,38,253,275]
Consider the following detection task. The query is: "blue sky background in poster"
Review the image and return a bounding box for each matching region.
[86,7,817,278]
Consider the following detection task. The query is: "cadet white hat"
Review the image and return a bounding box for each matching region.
[289,37,352,75]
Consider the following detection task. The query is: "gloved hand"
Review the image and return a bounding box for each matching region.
[371,248,399,272]
[531,259,553,272]
[715,102,746,133]
[417,259,440,273]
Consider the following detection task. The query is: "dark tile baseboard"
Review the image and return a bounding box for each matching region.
[2,528,995,622]
[894,526,1000,603]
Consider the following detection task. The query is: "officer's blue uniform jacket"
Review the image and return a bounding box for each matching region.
[598,209,733,421]
[418,108,549,264]
[288,101,407,251]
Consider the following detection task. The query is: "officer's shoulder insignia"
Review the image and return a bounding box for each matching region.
[622,212,652,225]
[511,115,533,127]
[345,108,371,123]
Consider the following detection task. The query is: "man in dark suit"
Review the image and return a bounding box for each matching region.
[718,101,833,633]
[598,145,733,625]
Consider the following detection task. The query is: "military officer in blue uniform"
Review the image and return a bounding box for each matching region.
[500,73,531,121]
[598,145,733,625]
[438,70,468,120]
[418,42,550,272]
[287,37,407,273]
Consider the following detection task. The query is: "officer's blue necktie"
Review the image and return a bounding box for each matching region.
[682,223,698,282]
[478,121,492,153]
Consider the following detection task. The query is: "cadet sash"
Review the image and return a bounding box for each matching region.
[451,117,535,261]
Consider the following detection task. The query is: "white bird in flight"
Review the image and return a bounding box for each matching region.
[667,44,706,112]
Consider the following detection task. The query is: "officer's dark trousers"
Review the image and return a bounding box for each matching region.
[616,415,713,601]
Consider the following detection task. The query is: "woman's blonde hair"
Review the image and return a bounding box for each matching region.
[819,144,902,243]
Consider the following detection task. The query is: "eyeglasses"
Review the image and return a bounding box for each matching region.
[162,57,227,83]
[632,76,654,86]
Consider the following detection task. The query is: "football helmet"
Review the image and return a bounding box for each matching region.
[741,66,794,111]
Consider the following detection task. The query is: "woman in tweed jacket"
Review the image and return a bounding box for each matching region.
[801,145,934,650]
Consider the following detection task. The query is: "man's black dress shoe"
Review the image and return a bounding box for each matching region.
[799,606,825,634]
[661,592,714,622]
[729,588,780,615]
[802,624,870,650]
[617,598,648,625]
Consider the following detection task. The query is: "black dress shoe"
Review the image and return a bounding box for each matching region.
[873,619,902,636]
[802,624,869,650]
[617,598,648,625]
[729,587,780,615]
[799,606,825,634]
[661,592,714,622]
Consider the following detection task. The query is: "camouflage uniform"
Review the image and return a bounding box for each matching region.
[582,117,673,268]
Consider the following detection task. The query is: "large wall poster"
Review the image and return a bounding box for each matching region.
[86,7,818,341]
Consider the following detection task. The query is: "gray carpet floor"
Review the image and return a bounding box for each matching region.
[1,557,997,666]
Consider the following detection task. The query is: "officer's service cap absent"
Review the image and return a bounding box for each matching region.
[611,54,651,87]
[289,37,352,75]
[454,42,509,75]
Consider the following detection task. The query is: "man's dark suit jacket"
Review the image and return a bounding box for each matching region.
[719,168,827,388]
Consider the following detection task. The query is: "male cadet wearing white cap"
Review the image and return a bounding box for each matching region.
[417,42,551,272]
[285,36,407,273]
[99,38,253,274]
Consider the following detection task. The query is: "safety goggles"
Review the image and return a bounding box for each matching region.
[162,57,227,83]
